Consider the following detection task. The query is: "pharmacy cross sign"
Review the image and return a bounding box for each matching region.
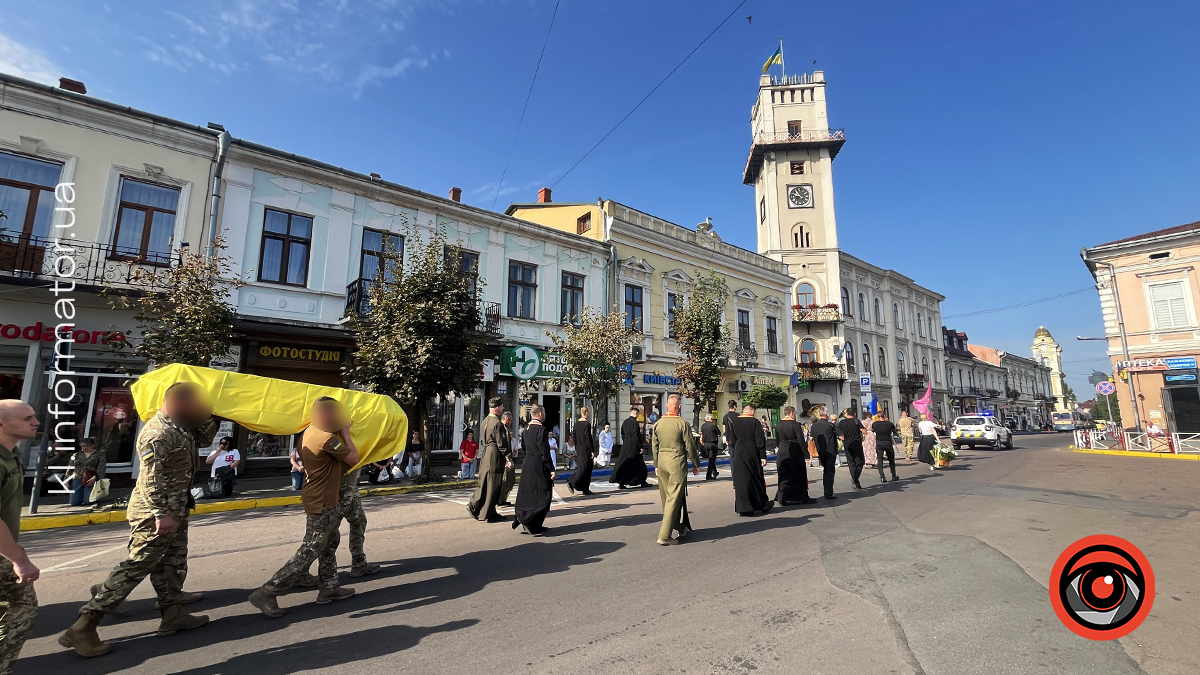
[512,346,541,380]
[1096,381,1116,396]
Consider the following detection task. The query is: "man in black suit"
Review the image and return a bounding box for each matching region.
[808,408,839,500]
[721,399,739,456]
[610,406,650,488]
[699,413,721,479]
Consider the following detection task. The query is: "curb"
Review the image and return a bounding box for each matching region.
[21,478,481,533]
[1071,448,1200,461]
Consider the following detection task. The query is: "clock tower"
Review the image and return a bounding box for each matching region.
[1032,326,1068,411]
[745,70,846,312]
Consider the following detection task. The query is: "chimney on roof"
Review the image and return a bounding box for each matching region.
[58,77,87,94]
[537,187,552,203]
[449,187,462,202]
[369,173,382,181]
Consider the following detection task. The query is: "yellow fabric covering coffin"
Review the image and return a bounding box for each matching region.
[130,364,408,471]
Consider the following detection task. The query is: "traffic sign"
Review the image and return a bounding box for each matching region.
[1095,380,1116,396]
[859,372,872,391]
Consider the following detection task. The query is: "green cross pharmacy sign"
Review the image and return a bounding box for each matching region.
[499,345,569,380]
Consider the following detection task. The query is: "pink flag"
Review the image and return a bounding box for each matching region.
[912,382,933,418]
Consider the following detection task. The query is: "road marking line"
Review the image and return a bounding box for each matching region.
[42,544,126,572]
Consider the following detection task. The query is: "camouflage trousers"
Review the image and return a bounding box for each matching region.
[336,481,367,566]
[0,559,37,675]
[264,507,340,593]
[901,434,914,460]
[84,513,190,615]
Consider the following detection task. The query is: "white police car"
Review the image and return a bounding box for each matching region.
[951,414,1013,450]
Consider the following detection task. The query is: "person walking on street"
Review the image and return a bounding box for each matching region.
[774,407,817,505]
[0,400,41,673]
[872,412,900,483]
[809,408,839,500]
[897,410,916,462]
[337,465,381,579]
[248,398,360,618]
[467,398,512,522]
[729,404,772,517]
[512,405,555,535]
[722,399,739,455]
[916,413,942,471]
[597,423,614,466]
[861,412,877,469]
[458,429,479,479]
[651,395,701,545]
[567,407,596,496]
[69,437,106,507]
[835,408,866,490]
[610,406,650,489]
[498,412,518,506]
[700,413,721,480]
[61,383,217,656]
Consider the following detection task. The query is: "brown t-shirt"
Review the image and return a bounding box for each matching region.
[300,427,351,515]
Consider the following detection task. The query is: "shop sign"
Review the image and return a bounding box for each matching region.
[498,345,569,380]
[0,322,123,345]
[1164,369,1197,384]
[643,373,681,386]
[209,346,242,372]
[751,376,780,386]
[1164,356,1197,370]
[1116,358,1169,373]
[257,344,343,362]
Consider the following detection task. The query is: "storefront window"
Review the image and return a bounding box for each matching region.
[245,432,291,459]
[427,394,455,451]
[90,379,137,464]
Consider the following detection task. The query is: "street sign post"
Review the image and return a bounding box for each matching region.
[1095,380,1115,396]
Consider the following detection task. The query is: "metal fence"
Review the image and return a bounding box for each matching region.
[1172,433,1200,454]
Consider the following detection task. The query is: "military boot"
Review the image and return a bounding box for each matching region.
[156,604,209,636]
[248,587,285,618]
[58,610,112,657]
[315,586,355,605]
[155,590,204,610]
[349,562,380,578]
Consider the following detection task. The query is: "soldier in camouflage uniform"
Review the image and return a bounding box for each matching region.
[59,383,217,657]
[337,468,379,577]
[0,400,42,675]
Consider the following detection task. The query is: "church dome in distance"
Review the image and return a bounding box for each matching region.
[1034,326,1052,339]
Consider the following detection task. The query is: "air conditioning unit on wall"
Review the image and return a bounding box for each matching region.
[729,379,750,393]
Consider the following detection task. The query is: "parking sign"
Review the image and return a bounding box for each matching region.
[859,372,872,391]
[1095,380,1115,396]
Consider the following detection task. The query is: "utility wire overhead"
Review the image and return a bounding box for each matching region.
[491,1,561,209]
[551,0,751,189]
[943,287,1093,319]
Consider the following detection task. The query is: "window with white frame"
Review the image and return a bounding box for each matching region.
[766,316,779,354]
[737,309,751,349]
[1149,281,1190,329]
[845,341,855,371]
[625,285,644,331]
[667,292,681,338]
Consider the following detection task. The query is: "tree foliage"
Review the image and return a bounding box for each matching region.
[1093,391,1122,425]
[744,383,789,411]
[547,306,640,429]
[105,235,241,368]
[672,270,731,424]
[343,225,490,479]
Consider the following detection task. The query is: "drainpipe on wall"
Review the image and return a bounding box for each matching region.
[204,126,232,258]
[599,198,619,427]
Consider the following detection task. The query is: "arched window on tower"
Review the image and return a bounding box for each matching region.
[796,283,815,307]
[791,223,811,248]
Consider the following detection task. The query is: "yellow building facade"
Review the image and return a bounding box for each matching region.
[508,196,796,425]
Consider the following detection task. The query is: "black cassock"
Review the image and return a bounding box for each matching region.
[609,416,648,487]
[729,415,771,513]
[514,424,554,533]
[773,419,810,503]
[567,419,595,493]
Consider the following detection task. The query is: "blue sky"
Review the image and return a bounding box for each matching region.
[2,0,1198,395]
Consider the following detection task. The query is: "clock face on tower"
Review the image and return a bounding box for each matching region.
[787,184,814,209]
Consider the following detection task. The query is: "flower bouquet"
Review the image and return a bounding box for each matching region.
[934,442,957,468]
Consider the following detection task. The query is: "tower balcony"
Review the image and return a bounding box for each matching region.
[792,305,841,323]
[795,362,848,381]
[743,128,846,184]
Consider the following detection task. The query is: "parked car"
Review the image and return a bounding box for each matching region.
[951,415,1013,450]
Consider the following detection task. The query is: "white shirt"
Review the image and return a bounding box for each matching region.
[599,430,614,451]
[917,420,937,436]
[1146,424,1163,436]
[210,449,240,477]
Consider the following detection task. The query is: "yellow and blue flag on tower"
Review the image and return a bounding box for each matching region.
[762,45,783,74]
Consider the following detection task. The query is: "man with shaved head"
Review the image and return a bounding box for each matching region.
[0,400,41,674]
[60,382,217,657]
[650,395,701,545]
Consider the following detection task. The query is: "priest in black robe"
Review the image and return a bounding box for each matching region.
[566,406,596,495]
[773,406,816,505]
[610,406,650,488]
[728,404,773,516]
[513,405,555,535]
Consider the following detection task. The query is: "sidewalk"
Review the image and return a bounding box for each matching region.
[21,453,752,533]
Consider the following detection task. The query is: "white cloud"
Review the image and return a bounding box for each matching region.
[351,54,432,96]
[0,31,65,85]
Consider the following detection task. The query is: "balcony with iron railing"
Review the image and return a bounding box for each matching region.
[796,362,848,381]
[791,305,842,323]
[743,128,847,184]
[343,278,500,334]
[728,344,760,369]
[0,234,177,290]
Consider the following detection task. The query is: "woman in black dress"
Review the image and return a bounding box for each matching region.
[513,405,556,535]
[773,406,816,505]
[729,404,773,516]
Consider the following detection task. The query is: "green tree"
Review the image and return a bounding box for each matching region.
[672,270,731,426]
[546,306,641,432]
[1093,391,1122,425]
[343,225,490,481]
[744,383,789,412]
[1063,383,1078,408]
[105,235,241,367]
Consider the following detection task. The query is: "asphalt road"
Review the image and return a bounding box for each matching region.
[15,433,1200,675]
